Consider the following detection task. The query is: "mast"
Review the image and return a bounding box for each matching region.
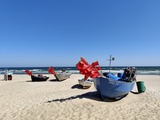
[108,54,115,73]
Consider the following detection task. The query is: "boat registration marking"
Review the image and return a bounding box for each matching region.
[109,80,119,85]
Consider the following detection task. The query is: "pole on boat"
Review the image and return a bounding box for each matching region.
[108,54,115,73]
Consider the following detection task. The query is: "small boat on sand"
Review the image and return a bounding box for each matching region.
[54,72,72,81]
[31,75,49,82]
[25,70,49,82]
[48,67,71,81]
[78,78,93,89]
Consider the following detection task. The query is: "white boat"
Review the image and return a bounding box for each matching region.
[48,67,72,81]
[55,72,72,81]
[78,78,93,89]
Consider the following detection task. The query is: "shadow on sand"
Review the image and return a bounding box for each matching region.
[130,91,140,94]
[47,91,122,103]
[49,79,59,82]
[26,80,32,82]
[25,78,58,82]
[26,80,47,82]
[71,84,83,89]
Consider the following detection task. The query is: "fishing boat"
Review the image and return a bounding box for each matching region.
[31,75,49,82]
[25,70,49,82]
[94,74,136,100]
[94,55,137,100]
[55,72,72,81]
[78,78,93,89]
[48,67,71,81]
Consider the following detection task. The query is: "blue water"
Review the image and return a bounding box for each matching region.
[0,66,160,75]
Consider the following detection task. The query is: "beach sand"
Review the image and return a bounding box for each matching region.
[0,74,160,120]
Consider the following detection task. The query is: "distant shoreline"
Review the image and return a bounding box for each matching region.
[0,66,160,75]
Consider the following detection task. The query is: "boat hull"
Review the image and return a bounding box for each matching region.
[55,72,71,81]
[78,78,93,89]
[31,75,49,82]
[94,77,135,100]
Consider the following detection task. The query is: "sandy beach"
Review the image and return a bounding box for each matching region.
[0,74,160,120]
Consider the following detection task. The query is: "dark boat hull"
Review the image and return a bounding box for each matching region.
[31,75,49,82]
[94,77,135,100]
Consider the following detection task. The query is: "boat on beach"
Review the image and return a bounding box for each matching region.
[25,70,49,82]
[94,72,136,100]
[78,78,93,89]
[54,72,72,81]
[48,67,71,81]
[94,55,137,100]
[31,75,49,82]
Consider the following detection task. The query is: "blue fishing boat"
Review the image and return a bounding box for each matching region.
[94,66,137,100]
[94,55,137,100]
[94,75,136,100]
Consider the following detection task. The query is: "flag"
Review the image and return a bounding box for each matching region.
[91,61,99,67]
[80,57,88,65]
[25,70,32,76]
[48,67,56,75]
[76,57,102,80]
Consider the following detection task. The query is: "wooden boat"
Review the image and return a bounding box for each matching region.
[31,75,49,82]
[48,67,71,81]
[78,78,93,89]
[55,72,72,81]
[25,70,49,82]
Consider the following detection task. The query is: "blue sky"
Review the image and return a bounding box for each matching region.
[0,0,160,67]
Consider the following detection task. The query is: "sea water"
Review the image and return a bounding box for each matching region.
[0,66,160,75]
